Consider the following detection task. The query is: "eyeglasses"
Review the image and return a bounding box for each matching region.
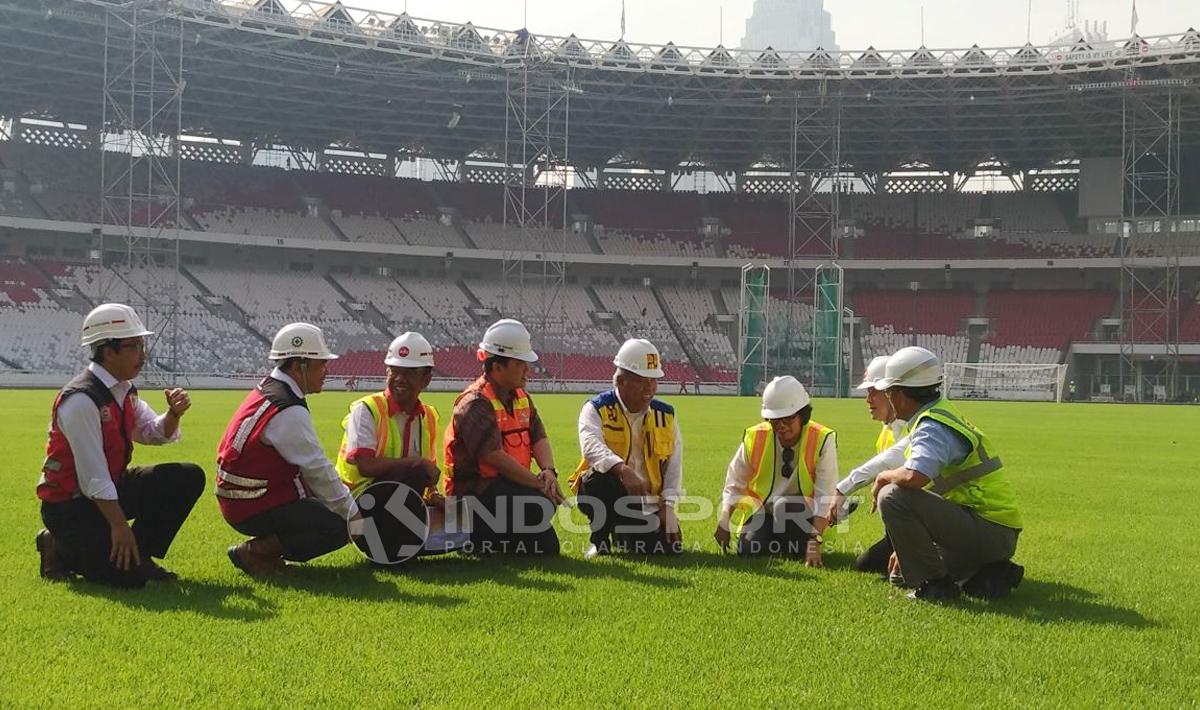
[781,446,795,479]
[116,340,147,353]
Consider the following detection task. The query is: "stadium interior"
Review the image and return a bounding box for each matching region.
[1,0,1199,401]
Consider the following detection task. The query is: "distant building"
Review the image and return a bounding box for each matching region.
[740,0,838,52]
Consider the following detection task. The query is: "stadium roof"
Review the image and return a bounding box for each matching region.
[1,0,1199,174]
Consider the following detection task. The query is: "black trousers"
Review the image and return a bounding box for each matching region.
[855,536,894,574]
[40,463,205,588]
[232,499,349,562]
[465,479,559,555]
[578,470,680,555]
[737,498,815,557]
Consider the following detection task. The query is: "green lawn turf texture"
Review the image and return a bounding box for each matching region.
[1,389,1198,708]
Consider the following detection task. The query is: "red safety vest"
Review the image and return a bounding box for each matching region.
[37,370,137,503]
[215,377,311,525]
[443,376,533,495]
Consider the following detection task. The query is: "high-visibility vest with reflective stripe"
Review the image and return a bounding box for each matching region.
[215,377,309,526]
[568,390,676,496]
[335,392,439,497]
[730,420,832,534]
[443,376,533,495]
[905,398,1022,530]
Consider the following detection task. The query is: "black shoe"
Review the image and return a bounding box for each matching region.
[962,560,1024,600]
[140,559,178,582]
[36,529,72,582]
[908,576,961,601]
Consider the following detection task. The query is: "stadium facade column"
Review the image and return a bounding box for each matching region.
[785,84,845,396]
[97,3,185,386]
[1119,86,1182,401]
[500,34,573,382]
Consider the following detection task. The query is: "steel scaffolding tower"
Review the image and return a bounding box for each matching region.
[1119,87,1181,401]
[98,2,185,385]
[501,35,572,380]
[786,86,844,395]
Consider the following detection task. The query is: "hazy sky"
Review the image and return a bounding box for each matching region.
[348,0,1195,50]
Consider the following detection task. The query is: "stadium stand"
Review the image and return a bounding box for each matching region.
[984,290,1116,349]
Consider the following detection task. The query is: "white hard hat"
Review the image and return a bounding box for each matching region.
[385,332,434,368]
[269,322,339,361]
[854,356,890,392]
[760,376,812,419]
[613,338,664,379]
[81,303,153,348]
[875,346,942,389]
[478,318,538,363]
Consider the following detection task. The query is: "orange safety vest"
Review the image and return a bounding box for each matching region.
[443,376,533,495]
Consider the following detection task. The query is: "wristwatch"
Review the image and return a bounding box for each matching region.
[810,534,825,546]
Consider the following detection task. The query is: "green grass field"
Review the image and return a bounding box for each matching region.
[2,388,1198,707]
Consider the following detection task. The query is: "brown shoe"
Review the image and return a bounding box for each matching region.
[36,529,71,582]
[228,535,285,578]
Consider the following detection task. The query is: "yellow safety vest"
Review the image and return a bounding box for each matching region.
[905,398,1022,530]
[876,422,896,455]
[336,392,439,497]
[729,420,833,534]
[569,391,676,497]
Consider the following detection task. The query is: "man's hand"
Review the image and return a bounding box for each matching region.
[537,471,565,506]
[109,522,141,571]
[614,463,650,497]
[713,521,731,552]
[827,490,847,524]
[887,552,901,578]
[412,458,440,489]
[804,539,824,568]
[163,388,191,418]
[659,504,682,546]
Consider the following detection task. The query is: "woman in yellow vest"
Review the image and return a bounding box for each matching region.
[829,355,908,575]
[870,346,1024,601]
[571,339,683,559]
[714,376,838,564]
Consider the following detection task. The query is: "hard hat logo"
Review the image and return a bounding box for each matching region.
[270,322,338,361]
[646,353,659,370]
[385,332,436,368]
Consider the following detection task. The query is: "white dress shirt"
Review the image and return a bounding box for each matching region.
[721,430,838,514]
[835,419,909,495]
[54,362,180,501]
[260,368,358,521]
[577,391,684,507]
